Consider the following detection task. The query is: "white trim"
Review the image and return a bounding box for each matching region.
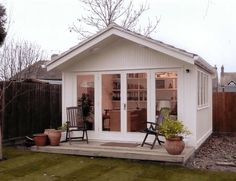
[62,72,65,124]
[197,70,209,108]
[197,105,210,111]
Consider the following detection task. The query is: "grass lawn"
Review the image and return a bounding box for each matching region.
[0,147,236,181]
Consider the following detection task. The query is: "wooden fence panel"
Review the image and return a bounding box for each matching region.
[0,81,62,140]
[213,92,236,133]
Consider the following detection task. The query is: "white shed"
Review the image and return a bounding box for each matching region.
[47,24,214,149]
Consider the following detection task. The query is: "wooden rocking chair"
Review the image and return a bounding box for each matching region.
[141,107,171,149]
[66,106,89,144]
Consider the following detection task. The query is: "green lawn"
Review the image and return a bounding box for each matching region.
[0,147,236,181]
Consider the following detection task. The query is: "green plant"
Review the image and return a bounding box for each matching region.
[160,117,191,139]
[57,123,67,131]
[78,93,92,117]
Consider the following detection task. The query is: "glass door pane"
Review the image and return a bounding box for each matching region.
[127,73,147,132]
[102,74,121,131]
[155,72,177,119]
[77,75,95,130]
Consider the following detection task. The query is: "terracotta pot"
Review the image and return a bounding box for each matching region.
[47,130,62,146]
[164,136,185,155]
[33,133,47,146]
[44,129,56,145]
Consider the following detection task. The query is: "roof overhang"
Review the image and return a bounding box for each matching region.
[47,24,213,73]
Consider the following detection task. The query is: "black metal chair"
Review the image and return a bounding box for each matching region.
[141,107,171,149]
[66,106,89,144]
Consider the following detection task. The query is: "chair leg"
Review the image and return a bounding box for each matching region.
[65,130,68,142]
[157,136,164,145]
[69,131,71,145]
[141,133,149,147]
[82,130,84,141]
[85,130,88,144]
[151,136,157,149]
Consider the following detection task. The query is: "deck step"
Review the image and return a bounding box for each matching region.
[31,144,194,164]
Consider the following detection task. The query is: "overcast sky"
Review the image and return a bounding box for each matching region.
[2,0,236,72]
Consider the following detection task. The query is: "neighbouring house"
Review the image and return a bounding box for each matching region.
[11,60,62,84]
[47,24,214,149]
[219,65,236,92]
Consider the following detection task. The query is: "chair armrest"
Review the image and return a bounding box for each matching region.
[146,121,158,126]
[66,121,70,126]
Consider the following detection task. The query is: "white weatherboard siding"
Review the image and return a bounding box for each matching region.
[62,72,77,124]
[181,66,198,147]
[196,73,213,148]
[65,39,187,72]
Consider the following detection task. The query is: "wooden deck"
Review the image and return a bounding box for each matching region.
[31,141,195,164]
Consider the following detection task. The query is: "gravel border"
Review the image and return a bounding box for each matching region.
[186,134,236,172]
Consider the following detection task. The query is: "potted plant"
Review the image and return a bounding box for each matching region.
[78,93,93,130]
[160,117,191,155]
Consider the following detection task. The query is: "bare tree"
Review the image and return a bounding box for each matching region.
[70,0,159,39]
[0,39,46,81]
[0,3,7,161]
[0,4,6,45]
[0,39,45,160]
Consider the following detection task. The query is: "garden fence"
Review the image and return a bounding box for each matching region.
[0,81,62,142]
[213,92,236,133]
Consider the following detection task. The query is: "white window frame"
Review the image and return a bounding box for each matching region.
[197,70,209,108]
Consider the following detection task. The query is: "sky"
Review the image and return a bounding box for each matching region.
[2,0,236,72]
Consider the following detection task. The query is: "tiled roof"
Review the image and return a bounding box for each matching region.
[221,72,236,86]
[11,60,62,81]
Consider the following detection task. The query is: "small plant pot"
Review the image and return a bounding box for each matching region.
[33,134,47,146]
[47,130,62,146]
[164,136,185,155]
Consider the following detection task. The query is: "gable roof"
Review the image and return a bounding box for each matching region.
[47,24,213,73]
[228,81,236,86]
[220,72,236,86]
[11,60,62,81]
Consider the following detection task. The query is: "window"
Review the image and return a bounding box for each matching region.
[77,75,95,130]
[155,72,177,117]
[197,71,209,107]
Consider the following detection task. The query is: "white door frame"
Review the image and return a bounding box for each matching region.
[76,68,182,142]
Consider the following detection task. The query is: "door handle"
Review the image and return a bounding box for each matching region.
[124,103,126,110]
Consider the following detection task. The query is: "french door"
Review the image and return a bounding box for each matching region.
[101,72,148,133]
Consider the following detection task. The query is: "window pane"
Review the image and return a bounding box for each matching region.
[201,72,204,106]
[127,73,147,132]
[77,75,94,130]
[155,72,177,119]
[198,71,201,106]
[102,74,121,131]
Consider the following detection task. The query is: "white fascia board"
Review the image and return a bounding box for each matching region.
[47,29,117,71]
[194,56,214,74]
